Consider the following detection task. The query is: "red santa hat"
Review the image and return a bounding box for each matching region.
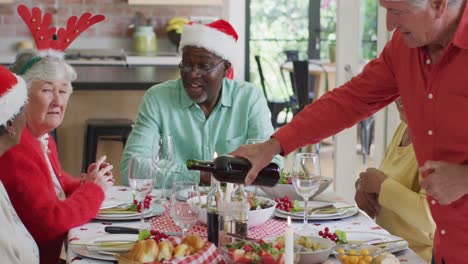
[179,19,238,78]
[0,65,28,127]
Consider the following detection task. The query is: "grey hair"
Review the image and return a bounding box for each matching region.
[10,51,77,93]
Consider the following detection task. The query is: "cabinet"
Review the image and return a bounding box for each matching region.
[128,0,222,5]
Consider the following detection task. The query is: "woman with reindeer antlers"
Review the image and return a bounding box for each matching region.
[0,5,114,264]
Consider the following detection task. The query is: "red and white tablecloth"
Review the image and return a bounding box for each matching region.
[67,186,428,264]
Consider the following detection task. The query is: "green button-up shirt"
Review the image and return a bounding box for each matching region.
[120,78,281,187]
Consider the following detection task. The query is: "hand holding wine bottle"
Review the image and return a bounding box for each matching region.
[186,154,280,187]
[228,138,283,185]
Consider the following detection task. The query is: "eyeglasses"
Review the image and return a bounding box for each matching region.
[178,60,225,75]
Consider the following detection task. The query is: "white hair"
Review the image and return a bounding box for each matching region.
[10,51,77,93]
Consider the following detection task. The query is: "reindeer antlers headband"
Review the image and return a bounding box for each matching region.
[16,5,105,74]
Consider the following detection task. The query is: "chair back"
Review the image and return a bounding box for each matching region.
[284,50,299,61]
[292,60,316,113]
[254,55,269,101]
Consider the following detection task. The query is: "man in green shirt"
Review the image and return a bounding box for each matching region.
[121,19,281,187]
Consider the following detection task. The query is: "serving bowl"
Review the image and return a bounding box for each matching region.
[292,235,336,264]
[333,244,381,264]
[195,195,276,227]
[260,176,333,200]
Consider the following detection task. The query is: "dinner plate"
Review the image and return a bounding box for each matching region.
[345,231,409,253]
[94,207,164,221]
[276,202,359,220]
[100,200,126,210]
[276,201,334,217]
[69,234,138,261]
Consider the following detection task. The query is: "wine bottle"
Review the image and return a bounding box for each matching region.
[186,155,280,187]
[206,177,221,246]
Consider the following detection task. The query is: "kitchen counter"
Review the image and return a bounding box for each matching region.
[73,65,180,90]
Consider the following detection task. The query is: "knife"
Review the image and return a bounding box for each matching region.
[104,226,181,236]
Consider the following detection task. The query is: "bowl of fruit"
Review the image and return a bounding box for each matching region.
[260,171,333,200]
[195,194,276,227]
[333,244,381,264]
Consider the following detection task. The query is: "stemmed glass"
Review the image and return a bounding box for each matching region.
[169,181,200,236]
[128,156,155,228]
[246,139,265,195]
[152,135,175,204]
[291,153,322,233]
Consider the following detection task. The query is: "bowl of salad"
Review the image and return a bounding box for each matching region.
[195,194,276,227]
[221,236,289,264]
[260,171,333,200]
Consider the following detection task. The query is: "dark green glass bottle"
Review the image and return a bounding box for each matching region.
[186,155,280,187]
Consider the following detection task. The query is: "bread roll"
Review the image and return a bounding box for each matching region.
[126,240,159,263]
[158,240,174,261]
[182,234,205,253]
[174,243,192,257]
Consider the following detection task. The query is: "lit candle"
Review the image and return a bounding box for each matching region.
[285,216,294,264]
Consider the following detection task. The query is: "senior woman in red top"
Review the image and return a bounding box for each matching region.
[231,1,468,263]
[0,51,114,264]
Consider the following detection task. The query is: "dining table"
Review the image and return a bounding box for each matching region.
[66,185,427,264]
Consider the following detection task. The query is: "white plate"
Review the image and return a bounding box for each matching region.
[69,234,138,261]
[100,200,126,210]
[275,202,359,220]
[94,207,163,221]
[276,201,334,217]
[345,231,409,253]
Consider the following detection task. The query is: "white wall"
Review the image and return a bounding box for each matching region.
[224,0,246,81]
[333,0,361,204]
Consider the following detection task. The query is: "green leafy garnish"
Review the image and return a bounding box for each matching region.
[335,229,347,244]
[138,230,151,240]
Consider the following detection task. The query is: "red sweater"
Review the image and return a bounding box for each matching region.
[0,127,104,264]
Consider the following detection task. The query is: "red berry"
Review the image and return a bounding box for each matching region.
[324,227,329,232]
[318,231,323,236]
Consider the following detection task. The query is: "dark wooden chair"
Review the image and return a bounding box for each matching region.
[254,55,292,129]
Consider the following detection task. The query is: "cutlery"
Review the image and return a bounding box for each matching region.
[70,241,135,249]
[369,239,405,246]
[309,205,355,215]
[104,226,181,236]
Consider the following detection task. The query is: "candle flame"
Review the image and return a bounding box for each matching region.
[287,216,291,226]
[213,152,218,159]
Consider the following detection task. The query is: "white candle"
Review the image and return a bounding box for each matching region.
[285,216,294,264]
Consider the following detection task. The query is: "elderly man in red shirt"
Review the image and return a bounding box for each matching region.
[231,0,468,263]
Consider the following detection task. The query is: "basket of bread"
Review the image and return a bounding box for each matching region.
[115,232,223,264]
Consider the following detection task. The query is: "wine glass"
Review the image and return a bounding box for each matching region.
[128,156,155,228]
[291,153,322,232]
[246,138,265,195]
[152,135,175,204]
[169,181,200,236]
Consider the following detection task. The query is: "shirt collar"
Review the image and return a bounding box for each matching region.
[39,134,49,152]
[453,2,468,49]
[179,78,233,109]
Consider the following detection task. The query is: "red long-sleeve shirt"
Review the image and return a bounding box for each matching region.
[274,4,468,263]
[0,127,104,264]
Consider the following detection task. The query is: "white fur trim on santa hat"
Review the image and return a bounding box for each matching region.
[38,49,65,59]
[0,75,28,127]
[179,23,237,64]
